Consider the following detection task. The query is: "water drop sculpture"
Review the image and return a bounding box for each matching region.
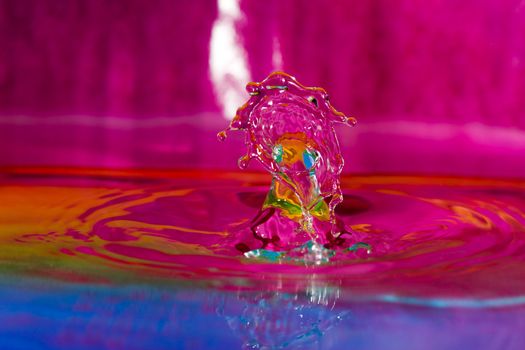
[219,72,358,263]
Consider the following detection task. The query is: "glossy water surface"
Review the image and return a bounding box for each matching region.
[1,168,525,349]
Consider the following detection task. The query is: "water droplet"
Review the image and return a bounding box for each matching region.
[238,155,250,169]
[217,131,227,141]
[347,117,357,126]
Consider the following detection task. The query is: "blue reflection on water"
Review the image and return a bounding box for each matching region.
[0,277,525,350]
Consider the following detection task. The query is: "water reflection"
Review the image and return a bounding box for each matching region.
[216,277,345,349]
[2,276,525,350]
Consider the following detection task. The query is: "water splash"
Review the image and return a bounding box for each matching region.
[218,72,357,261]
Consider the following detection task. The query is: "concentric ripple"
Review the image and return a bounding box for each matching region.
[1,167,525,300]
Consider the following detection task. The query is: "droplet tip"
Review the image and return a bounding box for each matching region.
[217,131,227,141]
[346,117,357,126]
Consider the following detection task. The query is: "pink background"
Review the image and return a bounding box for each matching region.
[1,0,524,178]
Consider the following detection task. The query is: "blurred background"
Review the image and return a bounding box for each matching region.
[1,0,524,178]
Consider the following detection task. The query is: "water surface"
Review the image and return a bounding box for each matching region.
[1,168,525,349]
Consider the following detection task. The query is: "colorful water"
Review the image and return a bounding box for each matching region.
[1,167,525,349]
[219,72,358,261]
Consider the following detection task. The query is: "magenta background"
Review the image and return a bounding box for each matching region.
[0,0,524,177]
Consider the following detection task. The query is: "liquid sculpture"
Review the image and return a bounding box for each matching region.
[219,72,362,263]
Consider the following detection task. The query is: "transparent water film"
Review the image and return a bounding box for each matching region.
[218,72,361,264]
